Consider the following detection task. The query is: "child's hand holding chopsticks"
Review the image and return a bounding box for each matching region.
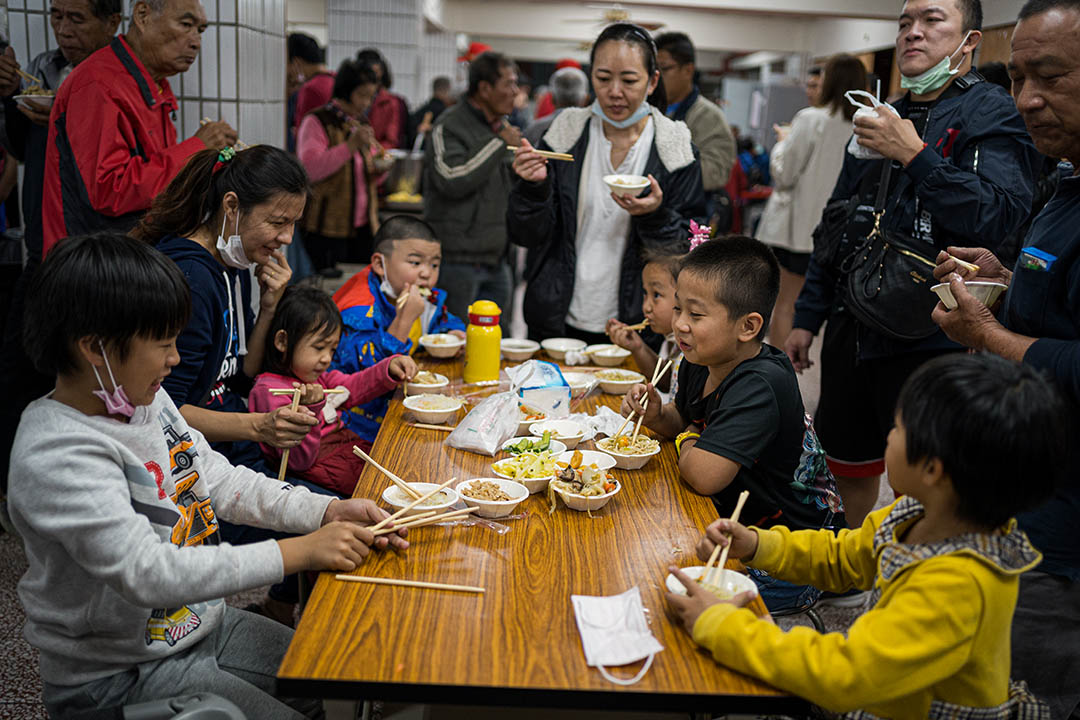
[664,566,756,635]
[620,381,662,426]
[698,518,759,563]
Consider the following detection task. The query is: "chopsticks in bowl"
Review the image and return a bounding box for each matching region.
[702,490,750,587]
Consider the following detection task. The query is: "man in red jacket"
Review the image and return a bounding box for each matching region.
[41,0,236,255]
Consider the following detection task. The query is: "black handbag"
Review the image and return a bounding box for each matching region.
[841,160,941,342]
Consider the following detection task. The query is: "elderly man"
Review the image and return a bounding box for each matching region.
[655,32,735,198]
[41,0,236,255]
[785,0,1041,529]
[523,65,588,146]
[932,1,1080,715]
[423,51,519,331]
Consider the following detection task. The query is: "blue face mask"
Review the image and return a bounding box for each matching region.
[590,99,651,129]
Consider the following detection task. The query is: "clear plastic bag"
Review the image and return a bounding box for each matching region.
[845,90,900,160]
[505,360,572,418]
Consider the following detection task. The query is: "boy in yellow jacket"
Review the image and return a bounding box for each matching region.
[667,353,1062,719]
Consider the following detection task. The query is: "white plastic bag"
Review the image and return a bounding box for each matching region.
[845,90,900,160]
[444,390,518,456]
[505,360,571,418]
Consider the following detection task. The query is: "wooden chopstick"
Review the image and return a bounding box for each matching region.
[705,490,750,586]
[395,287,431,308]
[269,387,346,395]
[15,67,43,86]
[409,423,456,431]
[352,445,422,500]
[277,389,302,482]
[627,358,674,445]
[370,477,456,532]
[372,507,477,536]
[625,320,649,331]
[335,574,485,594]
[506,146,575,162]
[949,253,980,274]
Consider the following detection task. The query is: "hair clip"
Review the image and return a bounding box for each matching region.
[689,219,711,250]
[212,146,236,175]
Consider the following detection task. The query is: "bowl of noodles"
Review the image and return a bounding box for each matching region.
[665,566,758,601]
[595,434,662,470]
[456,478,529,517]
[403,393,463,424]
[595,369,645,395]
[419,333,464,358]
[381,482,460,517]
[405,370,449,396]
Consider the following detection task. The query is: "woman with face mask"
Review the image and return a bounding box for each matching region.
[509,23,707,344]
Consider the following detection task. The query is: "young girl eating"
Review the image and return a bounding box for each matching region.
[606,246,684,395]
[249,286,417,497]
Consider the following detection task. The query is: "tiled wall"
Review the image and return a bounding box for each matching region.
[1,0,286,148]
[327,0,421,106]
[419,25,456,109]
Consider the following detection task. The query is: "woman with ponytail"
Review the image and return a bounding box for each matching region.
[135,145,315,473]
[508,23,707,343]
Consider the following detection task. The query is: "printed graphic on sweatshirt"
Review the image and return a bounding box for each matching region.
[144,605,201,647]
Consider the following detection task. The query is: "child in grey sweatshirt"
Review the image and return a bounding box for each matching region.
[9,234,408,718]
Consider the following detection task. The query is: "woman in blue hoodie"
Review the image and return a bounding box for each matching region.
[134,146,319,625]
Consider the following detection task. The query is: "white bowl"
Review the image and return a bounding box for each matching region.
[491,457,555,494]
[551,478,621,512]
[14,94,55,109]
[501,435,568,456]
[665,566,759,600]
[402,393,463,424]
[456,477,529,518]
[554,449,616,472]
[595,436,663,470]
[560,371,594,398]
[501,338,540,362]
[517,406,549,435]
[603,174,650,197]
[931,281,1008,310]
[530,420,585,450]
[594,369,646,395]
[419,333,464,358]
[540,337,586,360]
[585,344,632,367]
[380,482,460,517]
[405,372,449,396]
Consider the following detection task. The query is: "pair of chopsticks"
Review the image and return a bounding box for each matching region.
[15,67,43,87]
[625,320,649,332]
[371,506,477,536]
[395,287,432,309]
[948,253,980,274]
[410,422,455,432]
[352,445,422,499]
[271,386,348,480]
[370,476,458,532]
[611,358,674,445]
[507,146,575,162]
[269,388,346,396]
[702,490,750,587]
[336,574,484,594]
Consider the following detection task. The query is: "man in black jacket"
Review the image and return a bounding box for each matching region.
[784,0,1041,527]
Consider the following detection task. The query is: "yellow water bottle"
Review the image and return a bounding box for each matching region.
[464,300,502,383]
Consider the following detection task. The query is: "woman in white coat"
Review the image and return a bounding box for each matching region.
[758,55,867,348]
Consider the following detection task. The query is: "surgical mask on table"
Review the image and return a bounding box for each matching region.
[571,586,663,685]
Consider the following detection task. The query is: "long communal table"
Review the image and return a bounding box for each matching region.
[278,355,805,715]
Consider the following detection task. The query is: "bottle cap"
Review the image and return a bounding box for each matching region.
[468,300,501,325]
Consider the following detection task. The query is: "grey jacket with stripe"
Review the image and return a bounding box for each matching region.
[422,100,513,266]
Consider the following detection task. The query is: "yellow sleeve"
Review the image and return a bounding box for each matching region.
[747,501,899,593]
[691,560,984,712]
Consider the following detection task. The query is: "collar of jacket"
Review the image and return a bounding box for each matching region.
[541,105,695,172]
[110,35,165,109]
[872,496,1043,583]
[668,86,700,123]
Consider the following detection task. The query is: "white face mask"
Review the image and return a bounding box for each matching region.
[378,276,400,300]
[571,587,663,686]
[216,212,251,269]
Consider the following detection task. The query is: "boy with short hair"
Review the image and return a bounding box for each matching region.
[9,234,408,718]
[625,236,843,610]
[331,215,465,440]
[667,353,1061,718]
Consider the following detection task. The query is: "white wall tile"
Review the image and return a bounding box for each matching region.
[203,0,217,22]
[219,26,237,99]
[201,25,219,98]
[220,0,236,24]
[220,101,239,129]
[9,14,29,67]
[26,0,43,11]
[26,11,46,59]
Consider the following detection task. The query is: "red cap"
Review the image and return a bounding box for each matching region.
[459,42,493,62]
[555,58,582,70]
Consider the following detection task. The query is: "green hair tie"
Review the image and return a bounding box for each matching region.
[217,146,236,163]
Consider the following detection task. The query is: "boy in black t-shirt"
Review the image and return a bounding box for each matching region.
[623,235,844,612]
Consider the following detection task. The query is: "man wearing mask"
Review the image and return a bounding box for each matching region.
[655,32,735,202]
[785,0,1041,529]
[423,51,519,331]
[41,0,236,255]
[0,0,121,531]
[931,1,1080,713]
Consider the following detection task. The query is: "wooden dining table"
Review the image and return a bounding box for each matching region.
[278,354,806,715]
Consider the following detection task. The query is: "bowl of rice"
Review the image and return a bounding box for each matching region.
[405,370,449,396]
[419,333,464,358]
[540,337,586,361]
[595,434,663,470]
[585,344,631,367]
[665,566,758,600]
[456,478,529,518]
[403,393,463,424]
[595,369,646,395]
[380,482,459,517]
[501,338,540,362]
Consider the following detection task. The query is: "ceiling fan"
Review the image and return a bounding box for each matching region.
[561,3,667,32]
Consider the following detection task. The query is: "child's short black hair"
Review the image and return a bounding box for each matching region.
[641,246,685,283]
[896,353,1068,528]
[263,286,344,376]
[678,235,780,341]
[24,234,191,375]
[373,215,440,256]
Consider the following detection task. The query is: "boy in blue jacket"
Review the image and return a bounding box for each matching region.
[331,215,465,441]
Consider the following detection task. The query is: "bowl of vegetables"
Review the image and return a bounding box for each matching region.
[547,449,620,513]
[517,404,548,435]
[492,449,562,494]
[501,432,568,457]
